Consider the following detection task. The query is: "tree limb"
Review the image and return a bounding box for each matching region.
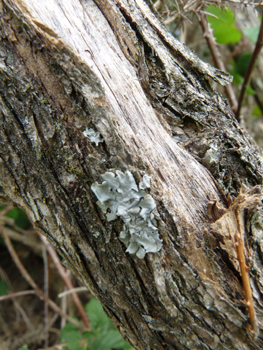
[1,0,263,348]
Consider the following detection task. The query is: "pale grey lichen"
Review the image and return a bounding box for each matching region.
[203,146,220,165]
[83,127,103,146]
[139,173,151,190]
[91,171,162,259]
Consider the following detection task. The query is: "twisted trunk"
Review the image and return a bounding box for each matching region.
[1,0,263,349]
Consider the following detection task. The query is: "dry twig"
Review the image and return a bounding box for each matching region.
[234,229,258,335]
[0,228,82,329]
[199,13,238,114]
[236,15,263,120]
[210,186,262,336]
[0,290,36,301]
[234,200,259,336]
[58,287,88,298]
[0,226,42,255]
[39,234,91,330]
[157,0,263,28]
[42,244,49,348]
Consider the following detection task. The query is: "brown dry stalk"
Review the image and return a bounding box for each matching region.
[0,290,36,301]
[1,226,42,255]
[39,234,91,330]
[1,228,82,330]
[234,229,258,336]
[199,13,238,114]
[236,14,263,121]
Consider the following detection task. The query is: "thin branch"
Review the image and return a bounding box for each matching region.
[199,13,238,114]
[58,287,88,298]
[159,1,263,29]
[1,211,90,329]
[42,244,49,349]
[0,205,13,217]
[225,38,250,65]
[1,228,83,330]
[234,230,258,336]
[0,267,33,330]
[2,216,35,235]
[60,286,67,330]
[236,15,263,121]
[39,234,91,330]
[0,290,36,301]
[192,0,263,7]
[2,226,42,255]
[153,0,162,10]
[235,202,258,337]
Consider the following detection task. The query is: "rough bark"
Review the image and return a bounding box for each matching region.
[1,0,263,349]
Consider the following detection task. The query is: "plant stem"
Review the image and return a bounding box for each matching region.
[39,234,91,330]
[1,228,83,330]
[234,230,258,336]
[236,15,263,121]
[0,290,36,301]
[200,13,238,114]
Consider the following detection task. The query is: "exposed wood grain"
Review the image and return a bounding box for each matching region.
[11,0,224,230]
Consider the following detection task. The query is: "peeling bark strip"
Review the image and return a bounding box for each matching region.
[211,186,263,337]
[1,0,263,349]
[235,230,257,336]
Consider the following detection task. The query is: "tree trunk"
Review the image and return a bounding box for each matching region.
[1,0,263,349]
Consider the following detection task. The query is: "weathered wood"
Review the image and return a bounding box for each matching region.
[1,0,263,349]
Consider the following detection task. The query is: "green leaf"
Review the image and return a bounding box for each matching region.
[85,298,113,334]
[0,204,6,211]
[246,84,255,95]
[252,105,262,116]
[242,26,260,44]
[91,330,132,350]
[61,322,82,350]
[232,73,243,85]
[5,208,31,229]
[235,53,252,77]
[18,346,30,350]
[82,331,94,346]
[85,298,134,350]
[206,5,242,44]
[0,277,8,296]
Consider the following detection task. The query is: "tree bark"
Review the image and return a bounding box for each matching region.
[1,0,263,349]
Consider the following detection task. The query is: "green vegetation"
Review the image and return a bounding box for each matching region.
[4,207,31,230]
[0,204,134,350]
[206,5,242,44]
[61,298,133,350]
[0,277,8,296]
[18,345,30,350]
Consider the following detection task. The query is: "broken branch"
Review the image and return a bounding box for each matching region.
[234,229,258,336]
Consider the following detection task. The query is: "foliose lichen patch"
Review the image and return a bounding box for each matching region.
[83,127,103,146]
[91,170,162,259]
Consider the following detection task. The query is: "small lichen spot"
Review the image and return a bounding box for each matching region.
[83,128,103,146]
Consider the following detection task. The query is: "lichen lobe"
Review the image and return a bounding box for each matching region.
[91,170,162,259]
